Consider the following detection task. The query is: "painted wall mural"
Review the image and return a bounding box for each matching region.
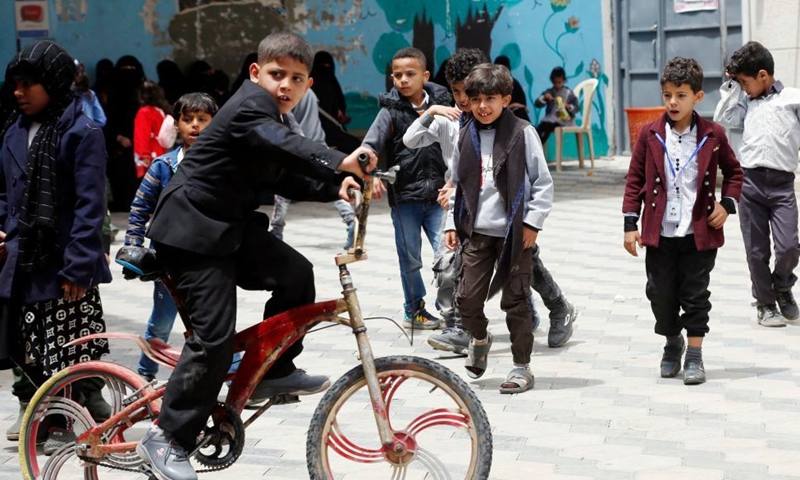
[0,0,608,158]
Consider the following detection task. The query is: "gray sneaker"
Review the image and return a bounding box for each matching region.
[6,401,27,441]
[757,304,787,327]
[776,290,799,321]
[248,369,330,405]
[427,327,471,355]
[136,425,198,480]
[548,301,577,348]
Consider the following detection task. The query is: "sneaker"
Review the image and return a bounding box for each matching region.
[757,304,787,327]
[43,427,77,456]
[660,335,685,378]
[776,290,799,321]
[136,425,198,480]
[548,301,577,348]
[427,327,471,355]
[683,358,706,385]
[403,307,441,330]
[248,369,330,405]
[6,401,27,441]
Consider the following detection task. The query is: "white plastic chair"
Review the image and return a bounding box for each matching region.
[554,78,599,172]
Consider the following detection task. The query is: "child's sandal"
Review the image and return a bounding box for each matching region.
[499,367,534,394]
[464,332,492,379]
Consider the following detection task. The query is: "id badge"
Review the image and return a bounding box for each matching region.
[666,199,681,224]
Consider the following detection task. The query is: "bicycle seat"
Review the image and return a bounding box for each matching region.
[115,245,165,281]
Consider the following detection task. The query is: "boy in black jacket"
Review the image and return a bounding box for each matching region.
[135,32,375,480]
[362,47,451,330]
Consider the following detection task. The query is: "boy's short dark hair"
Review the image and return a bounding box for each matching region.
[445,48,489,85]
[392,47,427,70]
[727,41,774,77]
[464,63,513,97]
[257,32,314,72]
[172,92,219,121]
[661,57,704,93]
[550,66,566,82]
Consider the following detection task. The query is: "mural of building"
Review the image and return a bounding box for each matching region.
[1,0,609,158]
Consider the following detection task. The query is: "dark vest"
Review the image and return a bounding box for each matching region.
[454,109,529,299]
[378,83,451,206]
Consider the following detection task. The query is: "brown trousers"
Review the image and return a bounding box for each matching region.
[456,233,534,365]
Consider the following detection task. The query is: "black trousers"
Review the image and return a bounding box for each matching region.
[645,235,717,338]
[154,213,314,447]
[536,121,559,144]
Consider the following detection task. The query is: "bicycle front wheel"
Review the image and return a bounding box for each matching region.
[307,355,492,480]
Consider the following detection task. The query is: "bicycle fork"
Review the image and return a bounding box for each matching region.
[338,265,395,447]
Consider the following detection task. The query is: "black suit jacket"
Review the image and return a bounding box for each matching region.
[147,81,347,255]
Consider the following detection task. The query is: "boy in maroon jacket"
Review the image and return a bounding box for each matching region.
[622,57,743,385]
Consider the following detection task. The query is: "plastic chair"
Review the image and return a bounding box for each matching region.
[554,78,599,172]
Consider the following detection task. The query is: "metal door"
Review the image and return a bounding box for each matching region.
[614,0,743,153]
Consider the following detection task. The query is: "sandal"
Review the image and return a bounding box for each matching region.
[499,367,534,394]
[464,332,492,379]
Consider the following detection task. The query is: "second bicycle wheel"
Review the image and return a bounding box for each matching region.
[307,355,492,480]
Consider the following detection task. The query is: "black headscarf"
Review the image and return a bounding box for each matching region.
[310,51,347,119]
[3,41,77,272]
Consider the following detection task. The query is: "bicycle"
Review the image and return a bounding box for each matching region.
[18,164,493,480]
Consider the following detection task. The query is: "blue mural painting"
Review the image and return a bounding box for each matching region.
[0,0,608,158]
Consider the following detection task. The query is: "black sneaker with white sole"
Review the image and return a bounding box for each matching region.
[548,302,577,348]
[776,290,799,321]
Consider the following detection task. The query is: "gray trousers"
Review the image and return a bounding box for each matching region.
[270,195,355,238]
[739,168,800,305]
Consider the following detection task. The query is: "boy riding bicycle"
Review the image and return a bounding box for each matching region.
[135,32,376,480]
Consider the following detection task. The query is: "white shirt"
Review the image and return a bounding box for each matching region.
[27,122,42,149]
[714,80,800,171]
[660,122,700,238]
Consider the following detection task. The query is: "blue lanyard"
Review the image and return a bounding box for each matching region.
[654,132,708,192]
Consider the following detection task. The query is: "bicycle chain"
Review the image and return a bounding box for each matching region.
[77,403,243,475]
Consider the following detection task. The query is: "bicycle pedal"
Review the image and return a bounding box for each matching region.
[274,394,300,405]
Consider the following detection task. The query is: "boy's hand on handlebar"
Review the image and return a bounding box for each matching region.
[445,230,459,249]
[339,177,361,201]
[341,147,378,179]
[371,176,386,200]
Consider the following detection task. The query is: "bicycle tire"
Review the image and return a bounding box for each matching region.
[306,355,492,480]
[19,362,150,480]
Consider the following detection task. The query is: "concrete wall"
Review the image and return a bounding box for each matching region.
[743,0,800,87]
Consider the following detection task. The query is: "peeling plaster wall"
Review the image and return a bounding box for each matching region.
[0,0,609,157]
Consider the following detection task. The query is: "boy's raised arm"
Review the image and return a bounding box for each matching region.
[713,79,748,128]
[361,108,392,155]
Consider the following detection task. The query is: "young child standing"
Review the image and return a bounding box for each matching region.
[133,32,374,480]
[445,64,553,394]
[0,41,113,448]
[713,41,800,327]
[405,49,577,355]
[124,92,219,382]
[624,57,743,385]
[362,47,451,330]
[533,66,579,144]
[133,80,169,178]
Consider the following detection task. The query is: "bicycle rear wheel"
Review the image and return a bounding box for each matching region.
[19,362,153,480]
[307,355,492,480]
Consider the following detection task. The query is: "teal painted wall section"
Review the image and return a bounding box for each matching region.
[0,0,608,158]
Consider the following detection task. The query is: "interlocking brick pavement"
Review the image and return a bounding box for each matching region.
[2,157,800,479]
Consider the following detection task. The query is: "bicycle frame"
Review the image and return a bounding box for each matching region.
[65,176,398,458]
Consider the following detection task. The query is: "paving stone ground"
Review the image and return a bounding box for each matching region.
[2,157,800,479]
